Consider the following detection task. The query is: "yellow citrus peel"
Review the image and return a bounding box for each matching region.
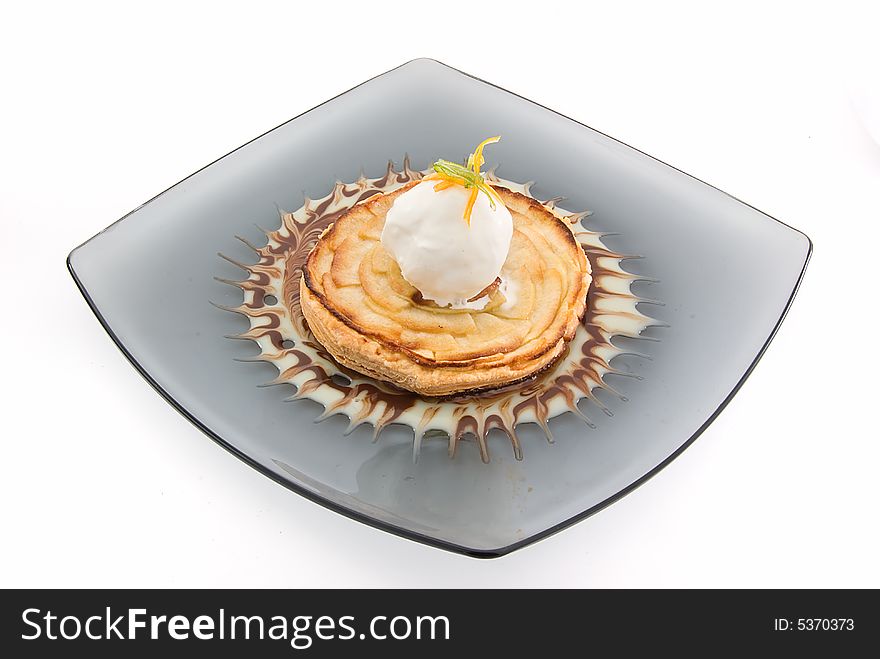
[424,136,503,225]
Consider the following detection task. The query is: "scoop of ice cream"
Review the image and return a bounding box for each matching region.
[380,180,513,307]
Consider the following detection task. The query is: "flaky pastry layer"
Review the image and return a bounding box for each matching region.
[298,183,591,397]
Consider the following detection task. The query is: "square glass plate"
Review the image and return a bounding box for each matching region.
[68,59,811,557]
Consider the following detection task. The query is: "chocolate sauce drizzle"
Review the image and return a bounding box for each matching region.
[217,158,658,462]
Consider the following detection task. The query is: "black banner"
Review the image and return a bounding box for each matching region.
[1,589,874,655]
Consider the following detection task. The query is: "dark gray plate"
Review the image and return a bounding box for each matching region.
[68,59,811,556]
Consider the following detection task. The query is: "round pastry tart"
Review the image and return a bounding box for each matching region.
[300,138,592,397]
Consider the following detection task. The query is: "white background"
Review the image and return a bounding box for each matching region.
[2,1,878,588]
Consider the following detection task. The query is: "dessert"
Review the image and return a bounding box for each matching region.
[299,139,592,396]
[221,150,655,461]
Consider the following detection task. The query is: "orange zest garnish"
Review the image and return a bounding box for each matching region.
[463,188,478,223]
[427,136,504,225]
[468,135,499,176]
[432,180,456,191]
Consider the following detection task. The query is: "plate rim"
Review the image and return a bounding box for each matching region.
[67,57,813,558]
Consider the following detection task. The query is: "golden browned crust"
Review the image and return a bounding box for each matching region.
[298,184,591,397]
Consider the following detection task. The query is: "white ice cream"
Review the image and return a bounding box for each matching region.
[380,181,513,307]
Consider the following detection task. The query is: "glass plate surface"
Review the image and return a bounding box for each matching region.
[68,59,811,556]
